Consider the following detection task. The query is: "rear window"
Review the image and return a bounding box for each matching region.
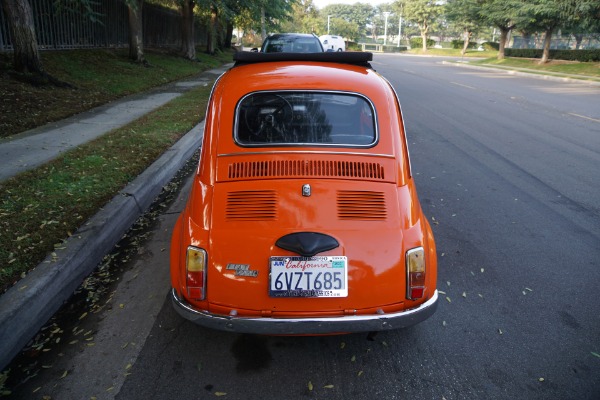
[235,92,377,147]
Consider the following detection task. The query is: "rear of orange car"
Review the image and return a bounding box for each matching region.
[170,52,437,334]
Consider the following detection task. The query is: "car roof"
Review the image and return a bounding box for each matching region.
[233,51,373,68]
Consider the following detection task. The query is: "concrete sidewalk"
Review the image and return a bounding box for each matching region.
[0,64,232,371]
[0,65,230,182]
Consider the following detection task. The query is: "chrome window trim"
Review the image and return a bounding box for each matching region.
[233,90,379,149]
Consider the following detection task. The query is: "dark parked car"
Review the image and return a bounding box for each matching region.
[254,33,324,53]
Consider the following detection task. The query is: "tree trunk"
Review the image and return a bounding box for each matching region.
[180,1,196,60]
[127,0,147,65]
[225,21,234,49]
[539,26,554,64]
[206,6,217,54]
[2,0,43,74]
[574,34,583,50]
[497,27,510,60]
[261,7,266,41]
[420,20,428,52]
[461,29,471,56]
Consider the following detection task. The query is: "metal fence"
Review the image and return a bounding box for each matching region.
[0,0,207,52]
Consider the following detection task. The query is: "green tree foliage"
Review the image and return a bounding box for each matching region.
[445,0,482,55]
[478,0,523,59]
[401,0,443,51]
[280,0,321,35]
[321,3,375,40]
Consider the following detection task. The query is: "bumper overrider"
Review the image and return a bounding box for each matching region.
[171,288,439,335]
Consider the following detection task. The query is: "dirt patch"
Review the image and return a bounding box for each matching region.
[0,53,113,138]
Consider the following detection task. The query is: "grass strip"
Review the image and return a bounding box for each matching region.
[469,57,600,79]
[0,82,213,292]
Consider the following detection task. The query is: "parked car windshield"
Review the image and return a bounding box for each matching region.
[261,35,323,53]
[235,92,376,147]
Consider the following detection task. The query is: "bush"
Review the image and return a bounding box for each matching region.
[481,42,499,51]
[383,45,408,52]
[504,48,600,62]
[451,40,477,49]
[409,37,436,49]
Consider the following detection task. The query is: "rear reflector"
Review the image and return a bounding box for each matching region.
[406,247,425,300]
[186,246,206,300]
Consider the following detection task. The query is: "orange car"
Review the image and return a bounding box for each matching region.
[170,52,438,334]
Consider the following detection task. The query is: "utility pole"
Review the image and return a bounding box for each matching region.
[383,12,390,46]
[398,7,403,47]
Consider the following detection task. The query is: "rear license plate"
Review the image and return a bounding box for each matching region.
[269,256,348,298]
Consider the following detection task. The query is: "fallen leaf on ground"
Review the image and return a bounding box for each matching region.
[308,381,313,391]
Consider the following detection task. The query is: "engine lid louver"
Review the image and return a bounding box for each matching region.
[226,190,277,221]
[227,160,385,180]
[337,190,387,220]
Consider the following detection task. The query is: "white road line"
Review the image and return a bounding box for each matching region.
[450,81,476,90]
[568,112,600,123]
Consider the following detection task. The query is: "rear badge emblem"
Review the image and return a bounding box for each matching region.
[226,263,258,277]
[302,184,311,197]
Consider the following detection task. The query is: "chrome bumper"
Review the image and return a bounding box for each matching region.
[171,289,438,335]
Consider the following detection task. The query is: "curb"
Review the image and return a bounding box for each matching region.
[0,122,204,371]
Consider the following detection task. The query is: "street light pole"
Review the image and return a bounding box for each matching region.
[383,12,390,46]
[397,6,403,48]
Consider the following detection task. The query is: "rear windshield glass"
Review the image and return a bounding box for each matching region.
[235,92,376,147]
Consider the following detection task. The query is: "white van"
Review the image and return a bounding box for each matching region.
[319,35,345,52]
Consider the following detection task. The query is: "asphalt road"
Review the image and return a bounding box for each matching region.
[8,55,600,400]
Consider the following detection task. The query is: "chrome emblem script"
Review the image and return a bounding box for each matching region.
[302,184,311,197]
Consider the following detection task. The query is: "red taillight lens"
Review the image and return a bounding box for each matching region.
[406,247,426,300]
[186,246,206,300]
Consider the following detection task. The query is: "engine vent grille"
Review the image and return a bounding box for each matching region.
[226,190,277,221]
[337,190,387,220]
[228,160,385,180]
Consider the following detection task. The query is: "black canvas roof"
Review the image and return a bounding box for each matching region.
[232,51,373,68]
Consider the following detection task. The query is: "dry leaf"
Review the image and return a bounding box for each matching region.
[358,371,364,377]
[215,392,227,397]
[446,297,451,303]
[323,385,334,389]
[538,378,545,382]
[340,342,346,349]
[351,355,356,362]
[60,370,68,379]
[462,292,467,298]
[308,381,313,391]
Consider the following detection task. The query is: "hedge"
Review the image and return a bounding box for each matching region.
[504,48,600,62]
[409,37,436,49]
[451,39,477,49]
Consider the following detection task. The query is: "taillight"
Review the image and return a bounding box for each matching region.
[186,246,206,300]
[406,247,425,300]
